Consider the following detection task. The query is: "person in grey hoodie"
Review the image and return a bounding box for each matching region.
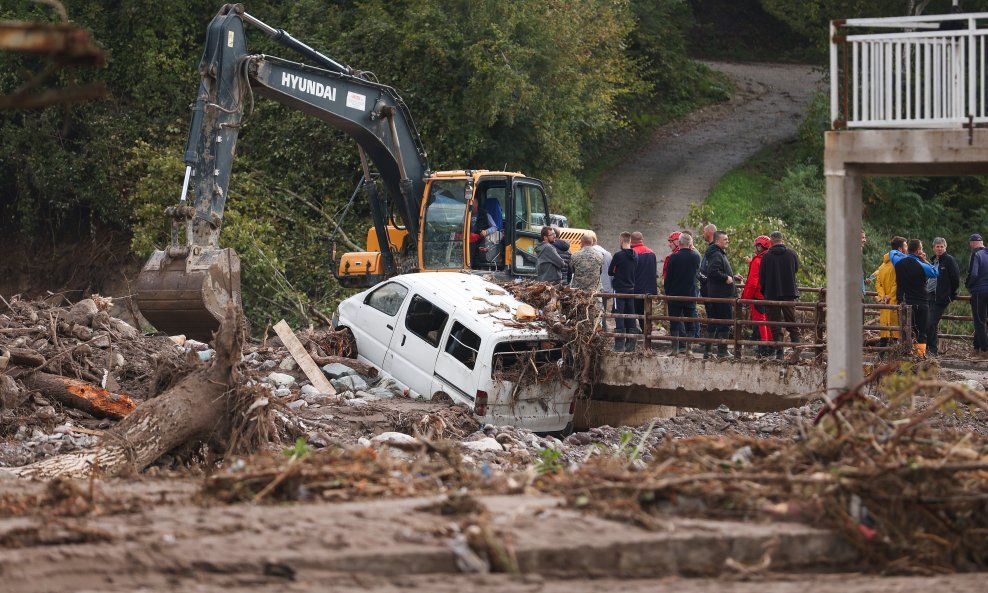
[536,226,566,283]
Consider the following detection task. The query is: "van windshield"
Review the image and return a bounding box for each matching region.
[422,180,468,270]
[491,339,565,383]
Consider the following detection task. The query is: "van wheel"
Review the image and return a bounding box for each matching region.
[338,327,358,358]
[540,421,574,439]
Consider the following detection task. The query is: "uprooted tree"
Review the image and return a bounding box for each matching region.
[8,303,255,479]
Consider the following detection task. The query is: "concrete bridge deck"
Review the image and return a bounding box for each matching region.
[591,348,987,417]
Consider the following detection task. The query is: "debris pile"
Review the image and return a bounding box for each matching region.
[539,375,988,573]
[499,281,606,393]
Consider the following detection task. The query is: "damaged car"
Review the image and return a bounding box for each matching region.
[332,273,577,432]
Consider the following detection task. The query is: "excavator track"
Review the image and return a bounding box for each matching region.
[136,247,241,342]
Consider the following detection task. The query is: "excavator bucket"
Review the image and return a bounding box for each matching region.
[135,247,241,342]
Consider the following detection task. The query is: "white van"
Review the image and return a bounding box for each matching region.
[332,273,577,432]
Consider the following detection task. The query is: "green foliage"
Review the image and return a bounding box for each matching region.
[283,437,312,461]
[1,0,726,331]
[535,447,564,475]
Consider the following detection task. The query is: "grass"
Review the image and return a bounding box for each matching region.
[703,141,797,228]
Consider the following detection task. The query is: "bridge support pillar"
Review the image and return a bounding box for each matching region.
[824,164,863,396]
[823,128,988,397]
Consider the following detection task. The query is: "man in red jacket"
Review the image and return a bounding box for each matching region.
[741,236,772,356]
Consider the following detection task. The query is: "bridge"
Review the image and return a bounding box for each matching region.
[588,288,980,418]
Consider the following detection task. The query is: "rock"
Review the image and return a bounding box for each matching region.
[565,432,593,446]
[67,299,98,327]
[279,357,297,371]
[0,375,28,409]
[371,432,419,447]
[461,438,504,452]
[110,318,140,339]
[265,372,295,388]
[306,431,332,448]
[112,352,126,368]
[939,380,985,395]
[357,437,372,447]
[89,334,111,348]
[274,388,292,398]
[14,425,30,441]
[332,375,369,393]
[345,398,369,407]
[300,384,321,396]
[287,399,307,411]
[356,387,395,400]
[321,363,358,379]
[71,325,94,341]
[36,406,57,420]
[260,359,278,370]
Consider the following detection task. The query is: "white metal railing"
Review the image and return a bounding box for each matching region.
[831,13,988,129]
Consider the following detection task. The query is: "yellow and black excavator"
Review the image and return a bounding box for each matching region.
[136,4,587,340]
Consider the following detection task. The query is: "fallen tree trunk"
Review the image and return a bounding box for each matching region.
[8,303,245,480]
[19,372,135,419]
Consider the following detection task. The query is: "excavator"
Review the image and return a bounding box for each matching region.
[136,4,587,340]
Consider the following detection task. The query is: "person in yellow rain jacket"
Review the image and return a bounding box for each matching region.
[872,237,907,348]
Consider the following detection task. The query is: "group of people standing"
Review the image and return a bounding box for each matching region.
[534,223,802,359]
[534,219,988,361]
[870,233,988,359]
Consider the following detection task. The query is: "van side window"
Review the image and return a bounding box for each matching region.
[404,295,449,347]
[365,282,409,317]
[445,322,481,369]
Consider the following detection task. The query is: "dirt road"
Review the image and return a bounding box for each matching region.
[591,62,821,248]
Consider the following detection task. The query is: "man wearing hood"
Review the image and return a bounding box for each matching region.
[742,235,772,356]
[536,226,566,283]
[759,232,800,360]
[871,237,906,352]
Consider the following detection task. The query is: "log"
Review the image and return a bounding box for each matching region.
[9,302,245,480]
[309,354,379,379]
[4,347,45,368]
[20,372,135,419]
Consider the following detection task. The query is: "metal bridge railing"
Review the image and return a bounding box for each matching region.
[598,287,976,360]
[831,13,988,129]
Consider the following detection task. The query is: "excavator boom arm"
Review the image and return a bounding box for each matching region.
[137,4,429,339]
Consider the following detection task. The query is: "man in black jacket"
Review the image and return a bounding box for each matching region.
[759,231,801,361]
[609,232,639,352]
[895,239,934,358]
[703,231,742,358]
[926,237,960,357]
[664,233,701,355]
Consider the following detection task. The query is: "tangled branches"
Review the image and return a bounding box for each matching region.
[498,281,605,396]
[540,373,988,573]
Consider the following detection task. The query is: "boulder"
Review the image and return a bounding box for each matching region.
[460,438,504,452]
[321,363,358,380]
[265,372,295,388]
[332,375,369,393]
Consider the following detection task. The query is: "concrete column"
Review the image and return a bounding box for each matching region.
[824,163,863,396]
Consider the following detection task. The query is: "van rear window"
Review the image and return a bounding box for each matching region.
[491,339,564,382]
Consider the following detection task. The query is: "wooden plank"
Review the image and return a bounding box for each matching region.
[273,320,336,395]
